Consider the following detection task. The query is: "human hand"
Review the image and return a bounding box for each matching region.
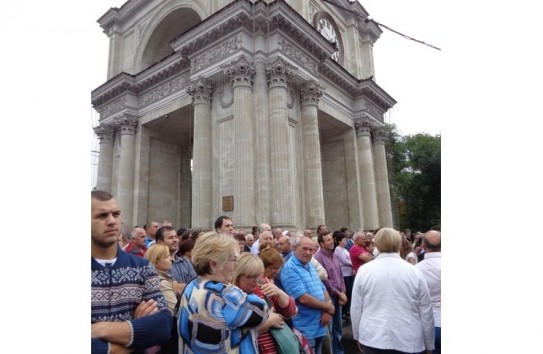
[109,343,133,354]
[133,299,158,319]
[173,281,186,295]
[320,311,332,326]
[338,293,348,306]
[267,312,285,328]
[260,282,281,298]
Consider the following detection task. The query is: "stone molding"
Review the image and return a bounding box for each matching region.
[225,56,255,89]
[192,35,242,74]
[299,81,323,107]
[279,38,318,75]
[217,84,234,109]
[373,127,387,145]
[99,96,127,118]
[138,72,190,107]
[115,114,139,136]
[354,119,372,137]
[93,125,116,145]
[187,78,213,105]
[266,57,294,89]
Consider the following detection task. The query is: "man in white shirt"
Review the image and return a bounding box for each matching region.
[351,228,434,354]
[250,223,271,254]
[416,229,441,354]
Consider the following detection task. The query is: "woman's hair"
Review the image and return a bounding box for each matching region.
[177,238,195,256]
[144,244,170,268]
[232,253,264,286]
[191,231,238,276]
[399,237,414,259]
[259,245,284,268]
[374,228,402,253]
[332,231,346,247]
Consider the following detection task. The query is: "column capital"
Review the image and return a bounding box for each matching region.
[373,127,387,145]
[187,78,213,105]
[354,119,372,137]
[115,114,139,136]
[226,56,255,89]
[299,81,323,107]
[93,124,116,144]
[266,57,293,89]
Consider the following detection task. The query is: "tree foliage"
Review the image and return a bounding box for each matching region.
[384,124,441,231]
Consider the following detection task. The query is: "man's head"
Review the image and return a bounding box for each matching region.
[145,221,159,238]
[277,235,292,255]
[256,223,271,237]
[259,231,274,248]
[353,230,366,245]
[156,226,179,254]
[292,234,315,265]
[160,220,173,228]
[214,216,234,235]
[423,230,441,252]
[272,228,283,240]
[91,190,122,249]
[245,233,255,247]
[303,228,312,238]
[131,227,146,249]
[374,228,402,253]
[318,233,335,253]
[316,224,328,237]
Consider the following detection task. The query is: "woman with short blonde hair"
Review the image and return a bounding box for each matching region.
[178,232,269,354]
[144,244,176,312]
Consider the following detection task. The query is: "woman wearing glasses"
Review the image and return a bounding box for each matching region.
[233,248,298,354]
[177,232,269,354]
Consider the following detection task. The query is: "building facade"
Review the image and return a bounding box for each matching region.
[91,0,396,232]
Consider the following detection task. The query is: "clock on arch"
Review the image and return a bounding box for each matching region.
[314,12,343,63]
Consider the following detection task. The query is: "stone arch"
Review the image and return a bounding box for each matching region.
[134,0,208,73]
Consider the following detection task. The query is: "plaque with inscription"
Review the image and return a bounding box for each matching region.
[222,195,234,211]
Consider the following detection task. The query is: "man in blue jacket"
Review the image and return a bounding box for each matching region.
[91,190,172,354]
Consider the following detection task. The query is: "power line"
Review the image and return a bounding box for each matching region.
[322,0,441,51]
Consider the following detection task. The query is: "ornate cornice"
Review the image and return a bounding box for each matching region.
[266,57,294,89]
[93,125,116,145]
[225,56,255,89]
[187,78,213,105]
[115,114,139,136]
[278,38,319,75]
[299,81,323,107]
[192,35,242,74]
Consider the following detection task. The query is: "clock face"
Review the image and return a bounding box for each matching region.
[317,17,341,62]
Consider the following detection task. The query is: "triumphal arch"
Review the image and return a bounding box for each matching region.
[92,0,396,232]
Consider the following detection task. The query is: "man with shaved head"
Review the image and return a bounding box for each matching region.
[416,229,441,354]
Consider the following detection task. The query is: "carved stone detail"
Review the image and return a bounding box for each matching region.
[93,125,116,145]
[187,78,213,105]
[266,58,294,89]
[191,35,242,74]
[225,56,255,89]
[299,81,323,107]
[138,73,189,106]
[373,127,387,145]
[354,119,372,137]
[217,84,234,108]
[287,87,295,109]
[99,96,127,118]
[362,97,381,117]
[279,38,318,74]
[115,115,139,136]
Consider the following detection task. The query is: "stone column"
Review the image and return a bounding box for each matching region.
[373,128,393,227]
[300,81,325,228]
[115,114,138,227]
[226,57,256,227]
[93,124,115,192]
[187,79,213,229]
[267,58,293,226]
[355,119,379,230]
[253,56,271,223]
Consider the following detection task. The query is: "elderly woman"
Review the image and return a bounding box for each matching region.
[351,228,435,354]
[233,248,297,354]
[144,244,177,312]
[177,232,269,354]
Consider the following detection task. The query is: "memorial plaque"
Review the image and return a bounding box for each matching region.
[222,195,234,211]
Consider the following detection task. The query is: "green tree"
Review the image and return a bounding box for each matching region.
[385,124,441,231]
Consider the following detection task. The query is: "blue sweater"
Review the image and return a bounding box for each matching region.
[91,247,172,354]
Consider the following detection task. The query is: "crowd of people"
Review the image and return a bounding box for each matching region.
[91,190,441,354]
